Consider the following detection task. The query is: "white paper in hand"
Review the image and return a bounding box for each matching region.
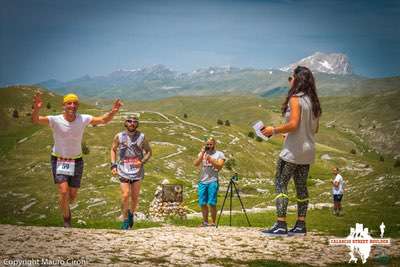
[252,120,270,141]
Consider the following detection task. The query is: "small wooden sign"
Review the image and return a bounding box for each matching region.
[161,184,183,203]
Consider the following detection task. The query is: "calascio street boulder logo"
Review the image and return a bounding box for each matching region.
[329,223,391,264]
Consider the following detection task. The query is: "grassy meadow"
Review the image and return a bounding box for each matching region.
[0,86,399,240]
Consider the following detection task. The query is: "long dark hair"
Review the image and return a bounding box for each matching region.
[282,66,322,118]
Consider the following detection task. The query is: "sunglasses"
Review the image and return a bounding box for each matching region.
[126,119,138,124]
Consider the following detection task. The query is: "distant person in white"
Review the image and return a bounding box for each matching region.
[380,222,385,238]
[332,167,345,216]
[32,92,122,227]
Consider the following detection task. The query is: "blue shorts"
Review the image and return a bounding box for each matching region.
[198,181,219,206]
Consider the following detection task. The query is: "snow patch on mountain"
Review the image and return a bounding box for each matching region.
[280,52,352,75]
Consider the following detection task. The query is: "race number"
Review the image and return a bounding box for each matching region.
[122,157,141,173]
[56,159,75,176]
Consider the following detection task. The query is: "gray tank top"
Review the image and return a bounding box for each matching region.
[279,92,318,165]
[117,131,145,180]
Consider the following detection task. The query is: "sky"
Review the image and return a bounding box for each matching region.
[1,0,399,86]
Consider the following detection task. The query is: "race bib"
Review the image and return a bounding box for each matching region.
[56,159,75,176]
[123,157,141,173]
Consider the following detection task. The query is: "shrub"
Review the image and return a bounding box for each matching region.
[225,120,231,126]
[255,136,263,142]
[12,109,19,118]
[82,142,90,155]
[183,113,188,119]
[217,119,223,125]
[248,131,255,138]
[379,155,384,162]
[350,149,356,154]
[394,159,400,168]
[46,102,51,109]
[225,158,236,171]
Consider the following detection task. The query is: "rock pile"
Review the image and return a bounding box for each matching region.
[148,180,187,221]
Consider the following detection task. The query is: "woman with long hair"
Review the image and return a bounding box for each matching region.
[261,66,322,236]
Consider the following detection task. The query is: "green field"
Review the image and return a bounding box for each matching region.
[0,86,399,239]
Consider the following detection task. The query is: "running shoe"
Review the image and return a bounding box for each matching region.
[262,221,288,236]
[288,221,307,236]
[128,210,134,229]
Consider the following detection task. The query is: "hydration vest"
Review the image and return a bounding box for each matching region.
[117,131,145,180]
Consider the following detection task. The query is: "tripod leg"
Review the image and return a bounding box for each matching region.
[216,182,231,228]
[232,181,251,227]
[230,180,233,226]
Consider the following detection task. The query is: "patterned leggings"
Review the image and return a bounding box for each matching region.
[274,158,310,217]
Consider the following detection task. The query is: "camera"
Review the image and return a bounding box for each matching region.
[231,173,239,182]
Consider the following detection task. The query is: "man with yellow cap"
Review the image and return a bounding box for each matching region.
[32,92,123,227]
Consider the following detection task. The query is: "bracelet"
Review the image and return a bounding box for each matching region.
[110,163,117,170]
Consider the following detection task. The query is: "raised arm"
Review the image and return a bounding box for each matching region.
[91,99,123,126]
[194,146,206,167]
[31,93,49,125]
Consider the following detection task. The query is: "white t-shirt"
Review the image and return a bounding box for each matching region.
[332,174,345,195]
[199,150,225,184]
[48,114,93,158]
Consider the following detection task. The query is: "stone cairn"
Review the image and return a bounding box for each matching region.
[149,179,187,221]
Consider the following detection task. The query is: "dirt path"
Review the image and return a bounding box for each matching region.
[1,224,398,266]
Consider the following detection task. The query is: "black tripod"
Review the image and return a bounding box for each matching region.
[216,173,251,227]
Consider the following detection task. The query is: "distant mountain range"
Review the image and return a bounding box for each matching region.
[36,52,398,100]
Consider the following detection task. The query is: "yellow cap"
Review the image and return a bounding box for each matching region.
[63,93,79,104]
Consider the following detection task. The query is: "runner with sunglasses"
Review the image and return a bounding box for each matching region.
[111,115,152,230]
[32,92,122,227]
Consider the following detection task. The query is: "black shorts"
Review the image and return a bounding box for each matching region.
[51,155,84,188]
[119,177,142,184]
[333,194,343,202]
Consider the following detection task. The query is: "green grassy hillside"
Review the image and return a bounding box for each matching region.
[320,90,400,155]
[0,88,399,238]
